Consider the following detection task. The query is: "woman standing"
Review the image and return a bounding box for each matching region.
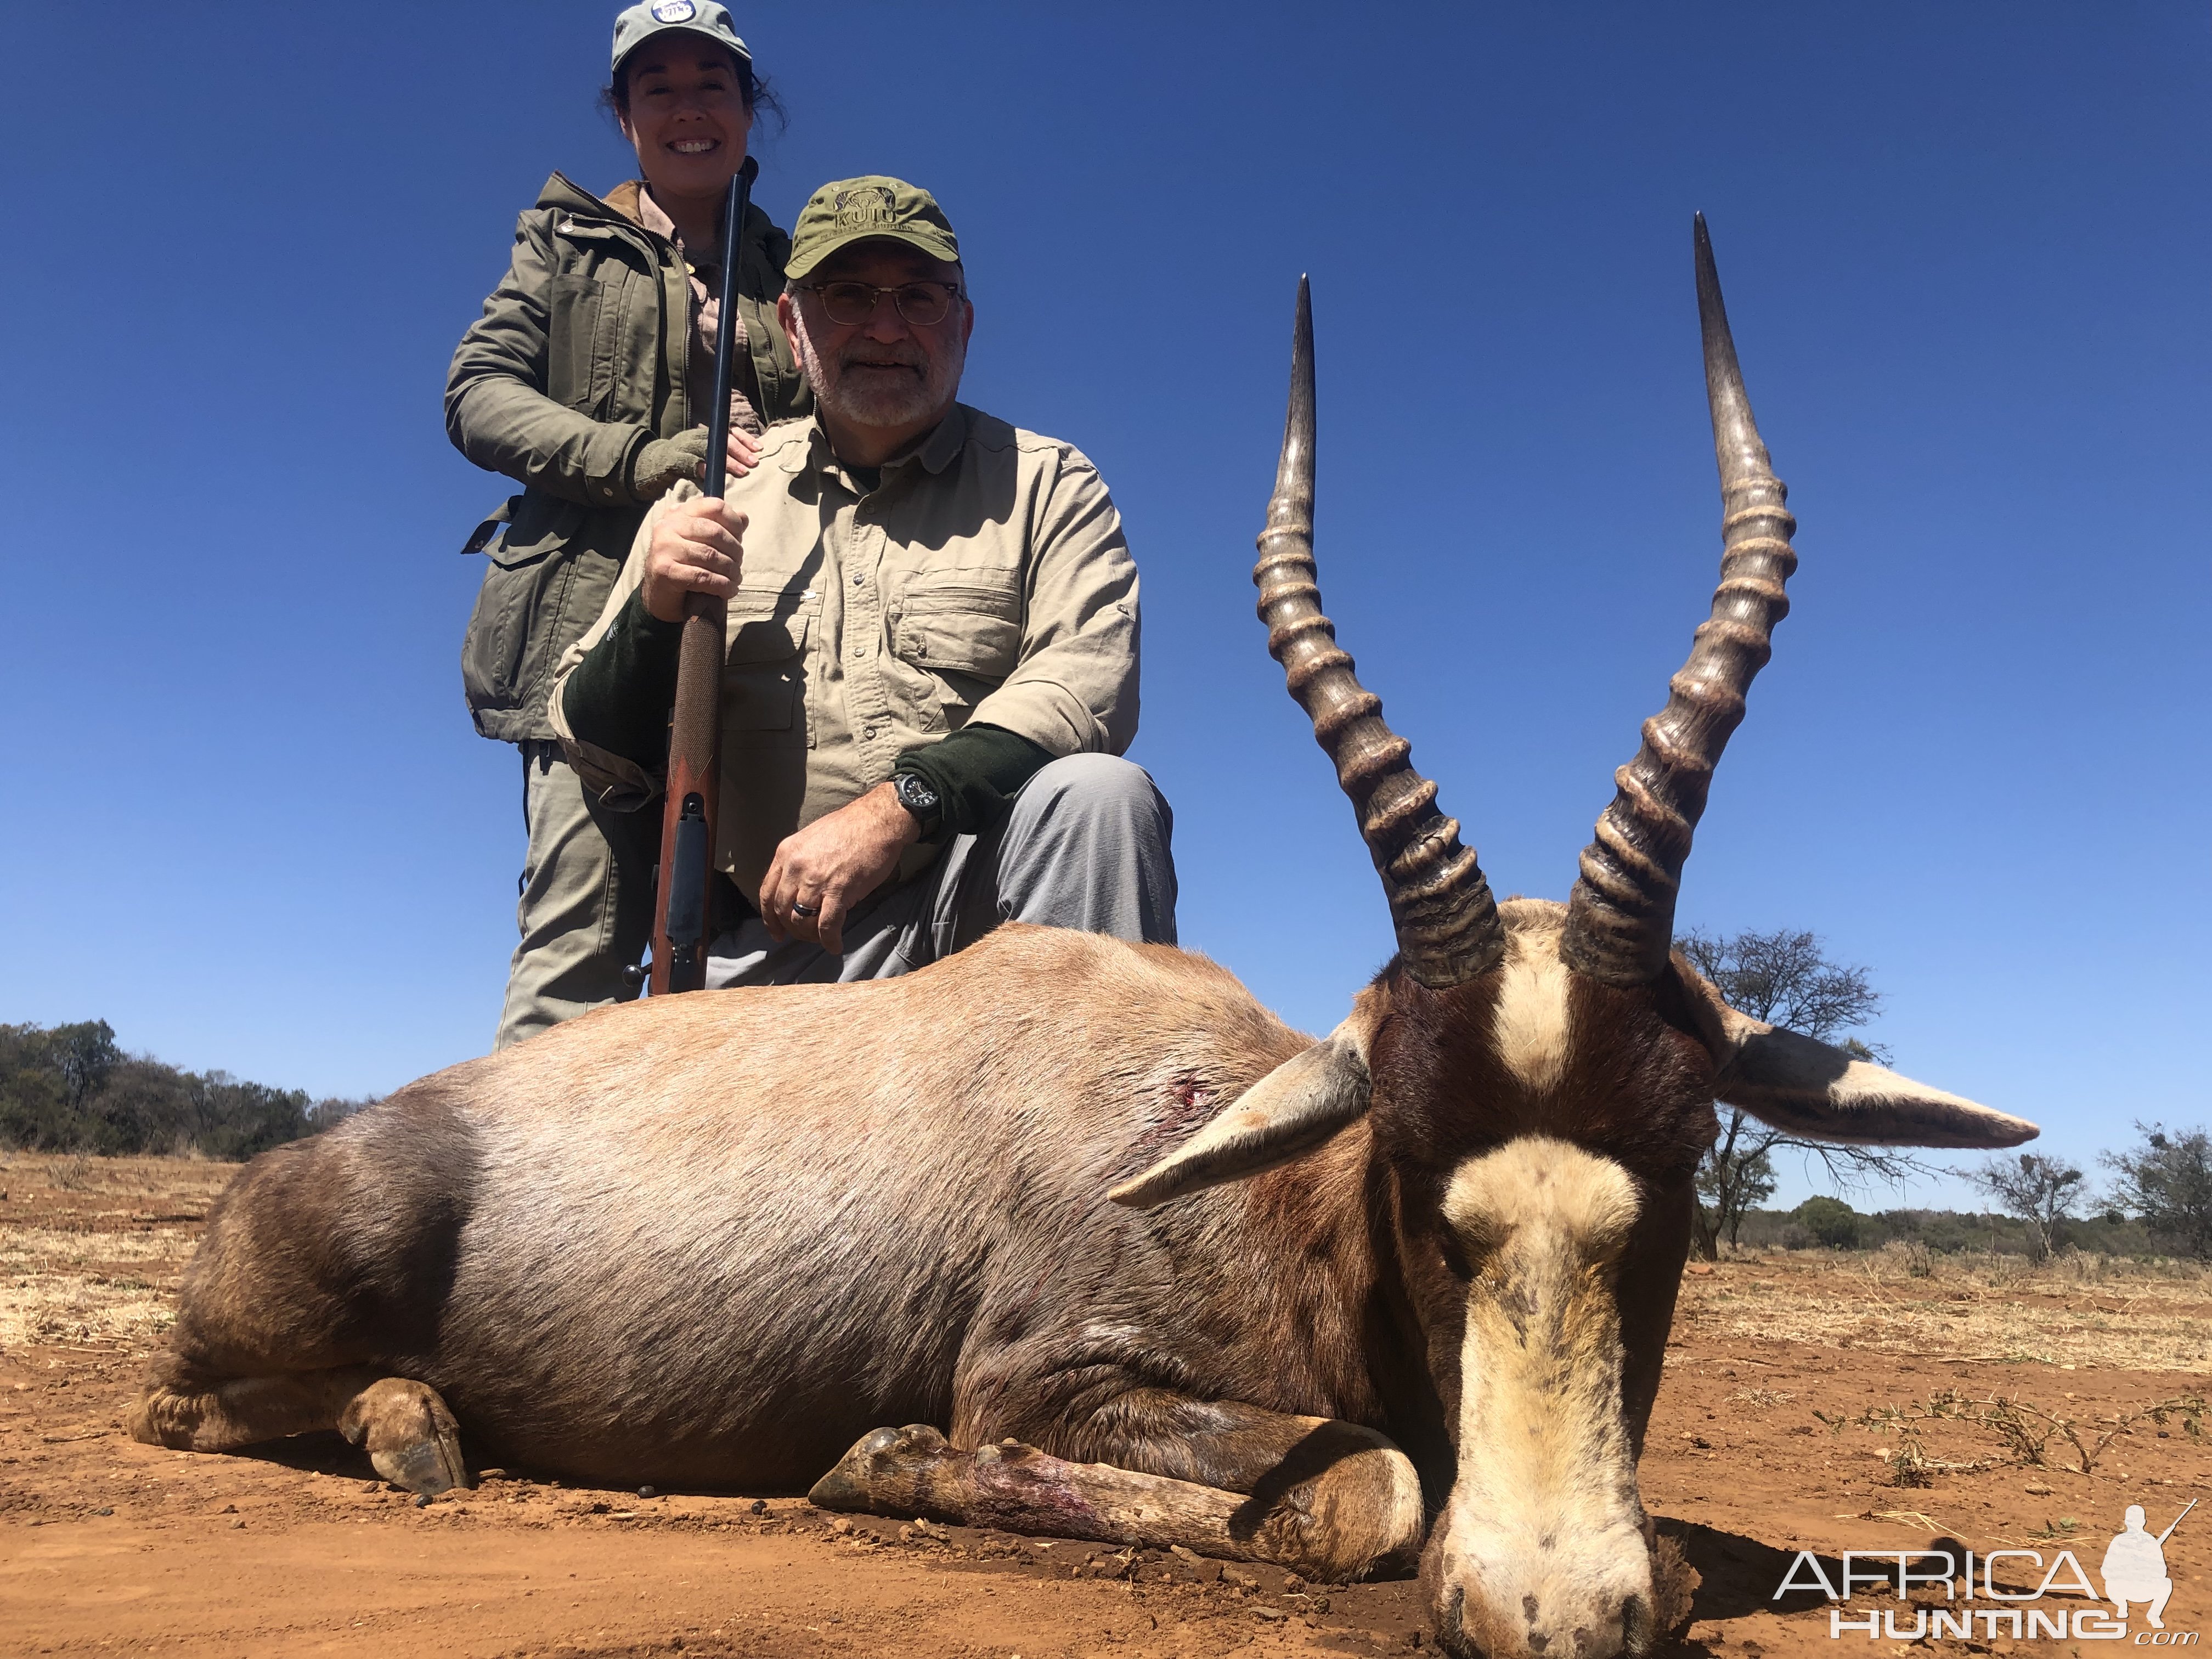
[447,2,810,1048]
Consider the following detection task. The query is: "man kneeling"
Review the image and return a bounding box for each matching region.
[551,176,1175,983]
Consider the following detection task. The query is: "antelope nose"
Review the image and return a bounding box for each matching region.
[1433,1585,1652,1659]
[1534,1594,1650,1659]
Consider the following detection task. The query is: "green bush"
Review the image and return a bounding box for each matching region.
[1729,1204,2161,1256]
[2105,1124,2212,1261]
[0,1019,373,1159]
[1795,1195,1863,1248]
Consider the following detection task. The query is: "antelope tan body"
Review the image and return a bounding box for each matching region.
[148,930,1360,1490]
[136,222,2037,1659]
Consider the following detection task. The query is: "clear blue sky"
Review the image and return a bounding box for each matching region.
[1,3,2204,1210]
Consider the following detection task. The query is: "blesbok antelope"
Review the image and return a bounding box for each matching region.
[132,218,2033,1659]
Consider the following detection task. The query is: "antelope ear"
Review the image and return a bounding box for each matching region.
[1707,1002,2038,1149]
[1108,1016,1373,1209]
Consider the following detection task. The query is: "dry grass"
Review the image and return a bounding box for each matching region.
[1675,1243,2212,1372]
[1823,1387,2207,1485]
[0,1225,196,1348]
[0,1152,237,1353]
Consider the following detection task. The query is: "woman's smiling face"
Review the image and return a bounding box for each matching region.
[617,37,753,205]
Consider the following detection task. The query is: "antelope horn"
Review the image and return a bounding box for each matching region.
[1254,277,1505,988]
[1560,215,1800,986]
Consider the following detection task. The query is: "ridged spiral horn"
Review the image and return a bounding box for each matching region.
[1254,277,1505,988]
[1560,215,1800,986]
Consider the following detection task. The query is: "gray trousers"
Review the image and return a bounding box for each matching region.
[494,741,654,1050]
[706,753,1177,987]
[496,751,1178,1043]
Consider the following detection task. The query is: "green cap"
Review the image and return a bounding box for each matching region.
[610,1,749,76]
[785,177,961,281]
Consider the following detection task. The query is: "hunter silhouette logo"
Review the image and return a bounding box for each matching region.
[2107,1502,2194,1629]
[1778,1499,2197,1642]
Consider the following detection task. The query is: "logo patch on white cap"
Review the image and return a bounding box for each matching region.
[650,0,697,21]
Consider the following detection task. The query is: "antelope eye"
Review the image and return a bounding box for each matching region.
[1438,1232,1475,1280]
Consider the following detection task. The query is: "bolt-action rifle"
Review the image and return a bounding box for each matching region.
[650,161,752,995]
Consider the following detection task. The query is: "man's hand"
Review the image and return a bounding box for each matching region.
[641,495,746,623]
[723,425,762,479]
[631,425,764,500]
[758,783,922,953]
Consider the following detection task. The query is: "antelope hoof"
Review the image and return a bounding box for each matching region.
[124,1393,172,1448]
[1245,1437,1426,1583]
[340,1378,469,1501]
[809,1422,953,1512]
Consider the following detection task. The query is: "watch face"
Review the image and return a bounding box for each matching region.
[899,774,939,815]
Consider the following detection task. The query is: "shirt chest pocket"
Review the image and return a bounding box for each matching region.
[723,589,817,740]
[891,574,1024,681]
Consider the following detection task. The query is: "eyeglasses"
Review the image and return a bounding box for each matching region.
[800,280,963,327]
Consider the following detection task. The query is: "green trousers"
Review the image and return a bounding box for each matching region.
[494,742,654,1049]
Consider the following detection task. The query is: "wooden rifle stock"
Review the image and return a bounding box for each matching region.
[650,162,753,995]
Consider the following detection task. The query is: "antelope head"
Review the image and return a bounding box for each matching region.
[1115,219,2036,1659]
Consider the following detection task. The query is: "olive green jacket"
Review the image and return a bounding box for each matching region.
[448,171,812,743]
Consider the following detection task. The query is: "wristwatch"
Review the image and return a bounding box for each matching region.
[891,770,943,837]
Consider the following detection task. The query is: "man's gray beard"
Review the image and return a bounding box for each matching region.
[796,323,964,431]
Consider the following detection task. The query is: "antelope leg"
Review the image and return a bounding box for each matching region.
[999,1386,1428,1579]
[809,1421,1419,1581]
[130,1364,383,1452]
[129,1363,470,1502]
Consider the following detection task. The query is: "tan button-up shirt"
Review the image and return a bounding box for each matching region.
[550,404,1141,904]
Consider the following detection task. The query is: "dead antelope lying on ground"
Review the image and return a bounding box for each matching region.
[134,219,2033,1659]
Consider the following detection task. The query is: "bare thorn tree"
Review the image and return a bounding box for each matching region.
[1695,1137,1774,1251]
[2103,1123,2212,1261]
[1679,928,1934,1260]
[1968,1152,2085,1263]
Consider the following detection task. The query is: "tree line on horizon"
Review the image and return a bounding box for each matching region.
[1687,927,2212,1263]
[6,946,2207,1265]
[1720,1192,2194,1261]
[0,1020,375,1161]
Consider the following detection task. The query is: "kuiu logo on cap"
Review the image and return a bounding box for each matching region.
[650,0,697,22]
[831,185,897,228]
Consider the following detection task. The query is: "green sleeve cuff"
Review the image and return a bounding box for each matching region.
[560,588,684,774]
[895,724,1054,837]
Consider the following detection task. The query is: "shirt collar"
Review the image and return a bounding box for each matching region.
[625,184,714,273]
[915,403,969,475]
[604,178,648,227]
[786,403,971,486]
[626,182,673,243]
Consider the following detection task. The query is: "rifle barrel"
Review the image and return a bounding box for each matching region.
[2155,1497,2196,1545]
[649,163,752,996]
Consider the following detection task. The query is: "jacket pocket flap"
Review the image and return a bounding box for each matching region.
[461,496,518,556]
[482,493,585,569]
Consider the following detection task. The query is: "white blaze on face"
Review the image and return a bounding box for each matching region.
[1430,1137,1656,1659]
[1489,923,1573,1096]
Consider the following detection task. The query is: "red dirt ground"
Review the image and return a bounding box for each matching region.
[2,1154,2205,1658]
